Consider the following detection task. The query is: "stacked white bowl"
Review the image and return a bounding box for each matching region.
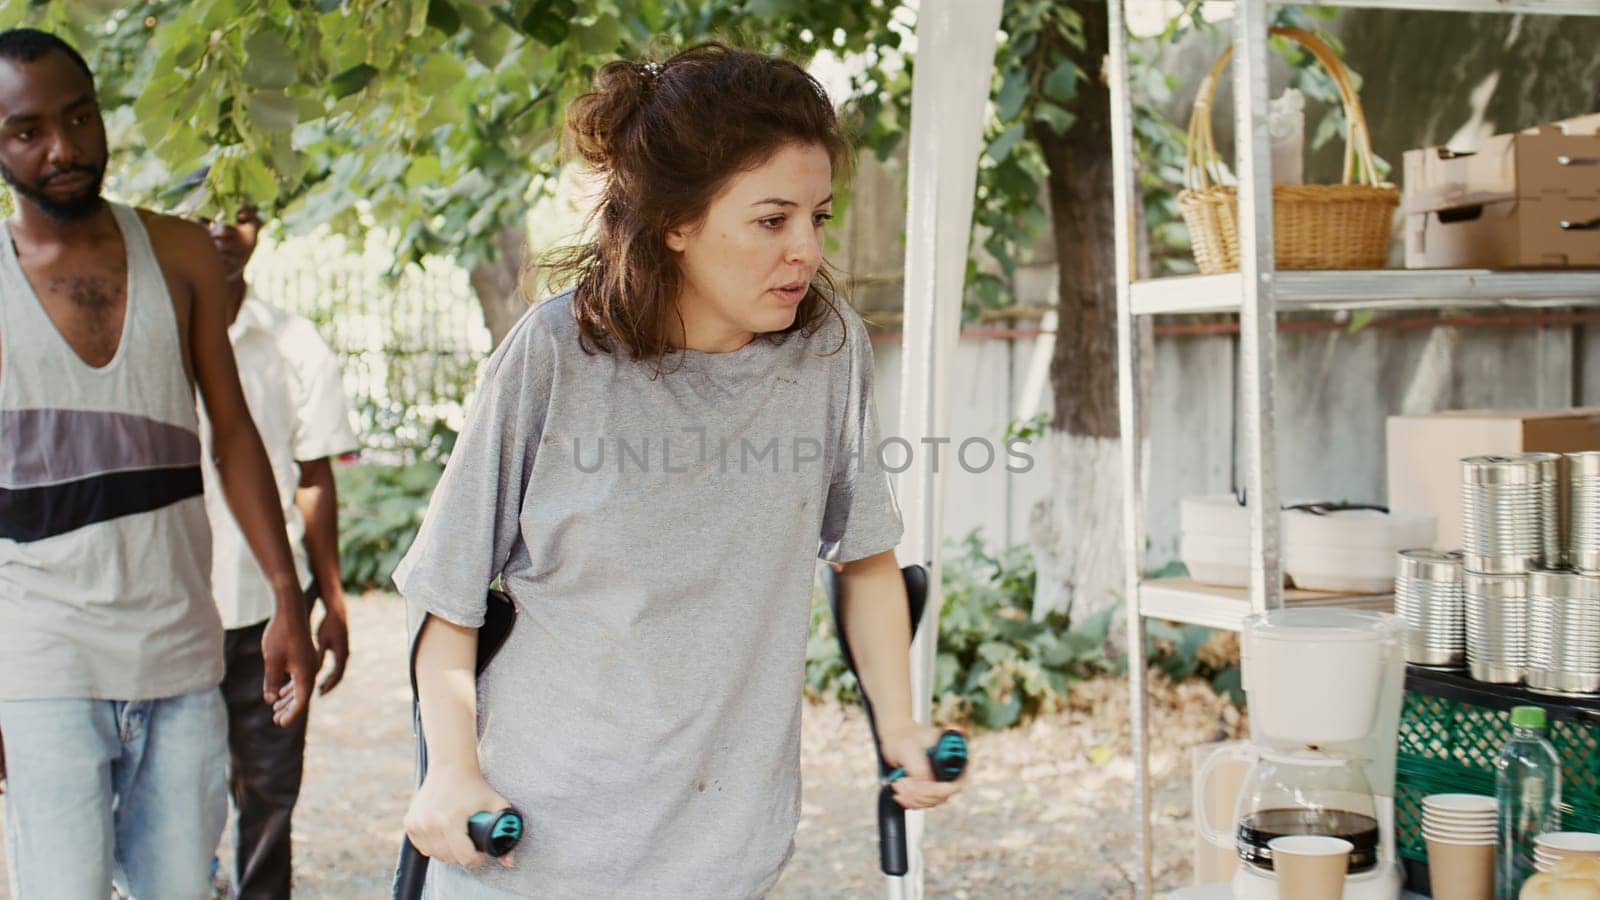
[1535,832,1600,874]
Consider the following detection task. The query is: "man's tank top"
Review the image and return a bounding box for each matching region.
[0,202,221,701]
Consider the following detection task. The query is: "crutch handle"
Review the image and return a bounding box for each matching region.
[876,729,969,877]
[823,564,969,878]
[882,730,970,785]
[468,808,524,857]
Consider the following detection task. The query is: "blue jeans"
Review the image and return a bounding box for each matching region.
[0,687,227,900]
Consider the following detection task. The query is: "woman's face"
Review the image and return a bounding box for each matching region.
[665,141,833,352]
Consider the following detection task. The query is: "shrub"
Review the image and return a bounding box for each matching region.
[335,460,443,592]
[335,417,456,592]
[805,531,1243,730]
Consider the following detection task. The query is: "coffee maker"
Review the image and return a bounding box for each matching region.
[1197,608,1407,900]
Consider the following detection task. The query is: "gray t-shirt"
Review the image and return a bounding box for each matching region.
[393,291,902,898]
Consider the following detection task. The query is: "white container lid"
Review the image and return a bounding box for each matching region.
[1243,608,1400,643]
[1283,506,1437,550]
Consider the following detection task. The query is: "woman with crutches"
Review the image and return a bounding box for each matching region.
[392,43,966,899]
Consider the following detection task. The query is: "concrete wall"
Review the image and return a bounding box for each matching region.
[870,318,1591,571]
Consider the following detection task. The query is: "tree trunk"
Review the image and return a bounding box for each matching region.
[469,225,533,349]
[1025,0,1128,625]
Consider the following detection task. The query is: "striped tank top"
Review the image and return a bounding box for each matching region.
[0,203,222,701]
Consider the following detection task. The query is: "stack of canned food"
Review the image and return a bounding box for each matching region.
[1394,451,1600,697]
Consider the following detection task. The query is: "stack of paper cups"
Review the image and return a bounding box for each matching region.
[1423,794,1496,900]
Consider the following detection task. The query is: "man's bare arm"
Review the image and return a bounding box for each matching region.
[165,215,317,725]
[296,457,350,694]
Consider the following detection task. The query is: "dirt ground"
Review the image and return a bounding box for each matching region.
[0,593,1244,898]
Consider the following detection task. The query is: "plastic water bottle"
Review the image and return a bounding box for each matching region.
[1495,705,1562,899]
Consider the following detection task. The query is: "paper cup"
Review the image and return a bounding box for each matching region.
[1426,834,1495,900]
[1424,794,1498,814]
[1426,809,1497,824]
[1427,826,1497,839]
[1423,825,1497,843]
[1535,832,1600,856]
[1270,835,1352,900]
[1425,818,1497,833]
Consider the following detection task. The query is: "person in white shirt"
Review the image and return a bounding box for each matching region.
[182,182,360,899]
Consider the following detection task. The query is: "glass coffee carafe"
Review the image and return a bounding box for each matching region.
[1228,749,1382,871]
[1233,748,1382,873]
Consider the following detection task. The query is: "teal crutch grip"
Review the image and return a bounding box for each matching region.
[467,808,524,858]
[882,730,969,785]
[928,730,968,781]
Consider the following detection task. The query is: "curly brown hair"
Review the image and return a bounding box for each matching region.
[535,43,850,371]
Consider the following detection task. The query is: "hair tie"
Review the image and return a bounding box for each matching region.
[643,61,661,79]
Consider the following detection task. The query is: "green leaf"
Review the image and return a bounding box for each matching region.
[329,64,379,99]
[426,0,462,35]
[1037,634,1075,669]
[1033,102,1075,136]
[994,67,1028,122]
[1145,620,1181,644]
[575,13,623,54]
[243,29,298,90]
[520,0,577,46]
[972,691,1022,730]
[408,0,433,36]
[418,53,468,95]
[1146,559,1189,580]
[1041,60,1078,102]
[246,90,299,131]
[1212,667,1245,706]
[962,660,991,694]
[977,640,1017,666]
[1177,625,1212,663]
[225,153,279,206]
[1045,669,1072,698]
[405,155,443,189]
[987,122,1025,164]
[296,95,328,121]
[1312,109,1344,153]
[1348,309,1375,334]
[172,38,207,70]
[935,652,961,695]
[746,0,797,17]
[1072,607,1116,646]
[469,24,513,68]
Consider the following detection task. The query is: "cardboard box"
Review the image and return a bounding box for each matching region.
[1406,196,1600,269]
[1386,408,1600,550]
[1403,114,1600,269]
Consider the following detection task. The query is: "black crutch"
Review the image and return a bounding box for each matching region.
[393,591,523,900]
[821,564,968,884]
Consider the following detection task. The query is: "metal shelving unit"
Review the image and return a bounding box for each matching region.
[1107,1,1600,895]
[1132,269,1600,315]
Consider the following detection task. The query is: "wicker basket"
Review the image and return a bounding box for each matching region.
[1179,27,1399,274]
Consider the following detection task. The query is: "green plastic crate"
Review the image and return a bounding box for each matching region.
[1394,688,1600,863]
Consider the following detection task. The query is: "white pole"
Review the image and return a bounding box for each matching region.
[1106,0,1152,893]
[894,1,1003,897]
